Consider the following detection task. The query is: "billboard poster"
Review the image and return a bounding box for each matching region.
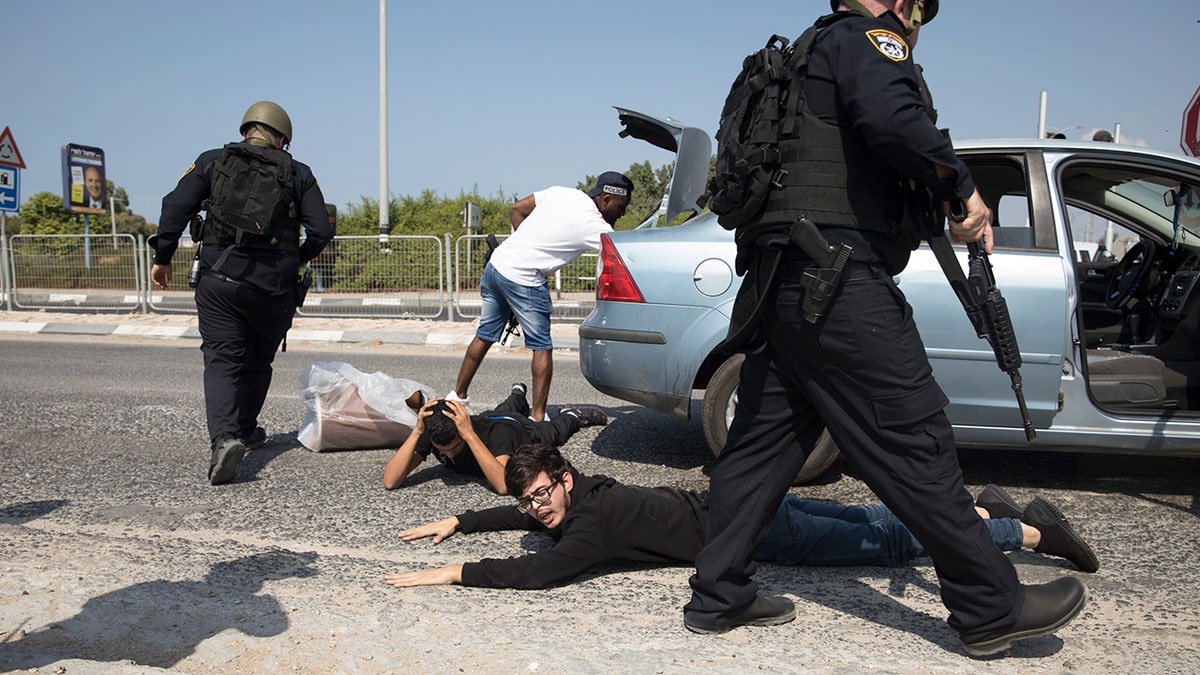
[61,143,107,214]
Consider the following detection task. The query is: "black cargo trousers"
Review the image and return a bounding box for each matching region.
[685,265,1023,642]
[194,271,297,446]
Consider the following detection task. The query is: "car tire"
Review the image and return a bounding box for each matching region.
[701,354,840,485]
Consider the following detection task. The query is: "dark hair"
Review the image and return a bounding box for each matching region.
[504,443,574,496]
[423,400,460,446]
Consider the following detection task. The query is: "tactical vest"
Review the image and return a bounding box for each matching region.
[200,141,301,253]
[755,15,931,250]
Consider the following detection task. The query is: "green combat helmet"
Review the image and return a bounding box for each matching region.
[240,100,293,146]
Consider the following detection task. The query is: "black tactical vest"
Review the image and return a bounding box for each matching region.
[755,18,931,249]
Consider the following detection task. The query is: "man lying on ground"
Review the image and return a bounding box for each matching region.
[382,385,606,494]
[384,443,1098,590]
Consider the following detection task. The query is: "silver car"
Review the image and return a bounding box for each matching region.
[580,110,1200,483]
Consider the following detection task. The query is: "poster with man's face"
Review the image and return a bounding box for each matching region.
[61,143,106,214]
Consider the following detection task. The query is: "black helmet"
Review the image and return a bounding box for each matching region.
[829,0,938,25]
[240,100,293,144]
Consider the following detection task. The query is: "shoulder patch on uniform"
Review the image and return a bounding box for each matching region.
[178,163,196,183]
[865,29,909,62]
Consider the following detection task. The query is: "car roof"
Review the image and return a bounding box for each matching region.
[955,138,1200,167]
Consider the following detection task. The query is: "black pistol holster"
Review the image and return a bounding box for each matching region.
[788,216,853,323]
[296,268,313,308]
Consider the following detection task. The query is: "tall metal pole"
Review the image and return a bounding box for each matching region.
[83,214,92,270]
[1037,90,1048,139]
[378,0,390,250]
[109,195,118,248]
[1,211,10,310]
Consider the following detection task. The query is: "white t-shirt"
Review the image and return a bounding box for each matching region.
[489,186,613,287]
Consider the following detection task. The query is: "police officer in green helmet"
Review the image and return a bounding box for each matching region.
[686,0,1088,657]
[240,100,293,149]
[151,101,334,485]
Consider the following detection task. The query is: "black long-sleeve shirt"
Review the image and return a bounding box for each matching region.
[154,145,333,295]
[806,10,973,203]
[456,472,707,589]
[803,9,976,274]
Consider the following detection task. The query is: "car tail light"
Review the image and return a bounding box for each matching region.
[596,233,645,303]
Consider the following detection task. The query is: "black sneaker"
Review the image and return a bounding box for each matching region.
[1022,497,1100,573]
[684,595,797,635]
[209,436,248,486]
[563,407,607,427]
[240,426,267,449]
[976,484,1022,520]
[511,382,528,398]
[962,577,1088,657]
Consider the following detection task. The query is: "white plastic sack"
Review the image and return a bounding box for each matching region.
[297,361,436,452]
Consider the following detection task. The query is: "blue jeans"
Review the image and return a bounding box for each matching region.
[752,494,1025,568]
[476,263,553,350]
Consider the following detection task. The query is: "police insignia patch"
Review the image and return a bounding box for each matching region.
[866,29,909,62]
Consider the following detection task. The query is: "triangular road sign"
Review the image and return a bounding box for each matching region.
[0,127,27,169]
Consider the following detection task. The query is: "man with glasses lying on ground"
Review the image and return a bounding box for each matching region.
[384,444,1098,592]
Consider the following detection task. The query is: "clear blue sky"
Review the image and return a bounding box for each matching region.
[4,0,1198,222]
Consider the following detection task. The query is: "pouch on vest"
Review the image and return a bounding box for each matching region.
[707,15,848,232]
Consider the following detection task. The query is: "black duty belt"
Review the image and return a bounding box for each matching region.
[775,260,877,283]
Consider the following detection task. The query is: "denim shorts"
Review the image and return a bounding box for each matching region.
[477,263,553,350]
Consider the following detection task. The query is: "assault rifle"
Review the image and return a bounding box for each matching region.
[929,201,1037,441]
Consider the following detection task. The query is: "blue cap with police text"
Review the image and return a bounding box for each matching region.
[587,171,635,198]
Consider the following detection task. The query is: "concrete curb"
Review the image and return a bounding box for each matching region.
[0,319,582,351]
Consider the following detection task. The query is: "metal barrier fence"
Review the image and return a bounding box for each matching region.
[0,232,597,321]
[7,233,143,311]
[299,235,446,319]
[145,234,448,319]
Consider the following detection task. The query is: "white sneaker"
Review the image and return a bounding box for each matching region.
[445,390,473,412]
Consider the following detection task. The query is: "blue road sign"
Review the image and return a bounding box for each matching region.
[0,165,19,212]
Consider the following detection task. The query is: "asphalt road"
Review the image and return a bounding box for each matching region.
[0,334,1198,674]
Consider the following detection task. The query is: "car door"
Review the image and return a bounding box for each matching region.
[1076,254,1123,342]
[899,151,1069,443]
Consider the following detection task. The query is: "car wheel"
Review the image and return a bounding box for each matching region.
[700,353,840,485]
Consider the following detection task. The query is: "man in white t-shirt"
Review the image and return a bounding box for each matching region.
[448,172,633,421]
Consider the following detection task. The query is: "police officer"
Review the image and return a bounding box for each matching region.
[684,1,1088,656]
[151,101,334,485]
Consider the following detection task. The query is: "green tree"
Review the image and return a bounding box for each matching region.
[114,210,153,238]
[334,188,517,239]
[334,196,384,237]
[9,185,154,241]
[16,191,81,235]
[107,181,128,213]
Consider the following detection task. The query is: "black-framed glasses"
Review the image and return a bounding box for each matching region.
[515,478,562,514]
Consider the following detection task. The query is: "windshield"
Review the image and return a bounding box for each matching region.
[1062,164,1200,242]
[1110,178,1200,239]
